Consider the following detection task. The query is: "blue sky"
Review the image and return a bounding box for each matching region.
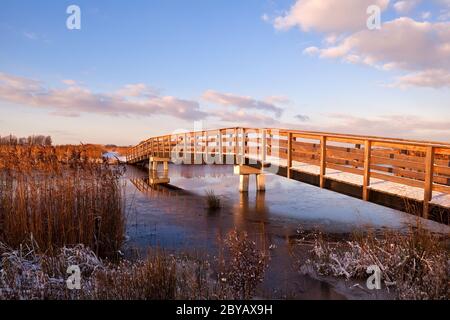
[0,0,449,145]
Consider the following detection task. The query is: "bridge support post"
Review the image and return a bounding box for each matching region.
[149,170,170,185]
[256,173,265,191]
[234,165,265,193]
[239,175,249,192]
[149,156,170,172]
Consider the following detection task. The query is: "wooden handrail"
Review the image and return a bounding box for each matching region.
[270,127,450,148]
[130,127,450,155]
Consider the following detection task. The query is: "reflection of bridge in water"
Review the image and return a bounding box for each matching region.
[129,169,271,241]
[126,127,450,223]
[130,173,178,196]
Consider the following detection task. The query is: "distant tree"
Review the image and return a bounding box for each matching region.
[35,135,46,146]
[7,135,17,145]
[0,134,53,146]
[45,136,52,146]
[0,134,52,146]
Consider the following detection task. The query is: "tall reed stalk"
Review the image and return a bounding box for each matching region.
[0,145,125,258]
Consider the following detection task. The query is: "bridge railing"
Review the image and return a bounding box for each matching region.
[126,127,246,164]
[126,127,450,218]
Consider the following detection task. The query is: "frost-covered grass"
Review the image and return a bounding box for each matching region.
[217,230,269,299]
[0,241,224,300]
[0,229,268,300]
[297,226,449,300]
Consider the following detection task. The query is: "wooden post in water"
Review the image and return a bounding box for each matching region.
[423,146,435,219]
[363,140,372,201]
[320,136,327,188]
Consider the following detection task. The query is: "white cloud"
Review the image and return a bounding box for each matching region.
[421,11,432,20]
[23,31,38,40]
[437,0,450,20]
[273,0,450,89]
[438,10,450,21]
[391,69,450,88]
[274,0,390,33]
[62,79,77,86]
[0,72,206,120]
[0,72,292,127]
[304,18,450,88]
[306,114,450,142]
[313,18,450,70]
[211,108,279,126]
[393,0,421,14]
[264,95,291,105]
[115,83,159,97]
[303,46,320,55]
[202,90,284,117]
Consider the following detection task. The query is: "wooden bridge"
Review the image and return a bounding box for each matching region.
[126,127,450,222]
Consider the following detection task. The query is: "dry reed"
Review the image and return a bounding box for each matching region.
[0,145,125,258]
[205,189,221,212]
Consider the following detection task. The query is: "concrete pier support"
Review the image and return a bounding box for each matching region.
[149,156,170,172]
[149,170,170,185]
[239,175,249,192]
[234,165,265,193]
[256,173,265,191]
[148,157,170,185]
